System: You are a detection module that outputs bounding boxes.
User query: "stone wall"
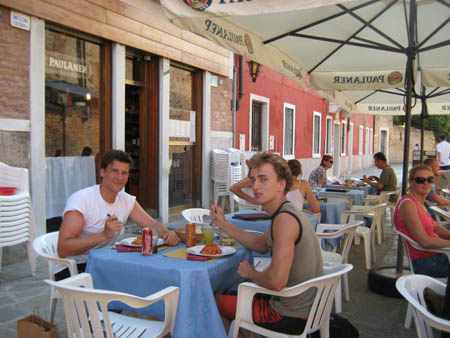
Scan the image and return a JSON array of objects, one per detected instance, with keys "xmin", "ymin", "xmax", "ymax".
[{"xmin": 374, "ymin": 115, "xmax": 436, "ymax": 164}]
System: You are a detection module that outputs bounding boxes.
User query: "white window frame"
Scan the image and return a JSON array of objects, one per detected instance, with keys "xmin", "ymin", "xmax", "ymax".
[
  {"xmin": 341, "ymin": 120, "xmax": 347, "ymax": 156},
  {"xmin": 249, "ymin": 94, "xmax": 270, "ymax": 152},
  {"xmin": 365, "ymin": 127, "xmax": 370, "ymax": 155},
  {"xmin": 359, "ymin": 125, "xmax": 364, "ymax": 154},
  {"xmin": 325, "ymin": 116, "xmax": 333, "ymax": 155},
  {"xmin": 369, "ymin": 128, "xmax": 374, "ymax": 154},
  {"xmin": 282, "ymin": 103, "xmax": 296, "ymax": 160},
  {"xmin": 312, "ymin": 111, "xmax": 322, "ymax": 158}
]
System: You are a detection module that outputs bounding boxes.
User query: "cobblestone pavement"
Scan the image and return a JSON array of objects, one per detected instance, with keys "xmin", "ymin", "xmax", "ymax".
[{"xmin": 1, "ymin": 164, "xmax": 416, "ymax": 338}]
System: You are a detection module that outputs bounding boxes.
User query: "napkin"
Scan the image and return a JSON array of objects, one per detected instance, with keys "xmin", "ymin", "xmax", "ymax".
[
  {"xmin": 114, "ymin": 244, "xmax": 141, "ymax": 253},
  {"xmin": 187, "ymin": 253, "xmax": 211, "ymax": 261}
]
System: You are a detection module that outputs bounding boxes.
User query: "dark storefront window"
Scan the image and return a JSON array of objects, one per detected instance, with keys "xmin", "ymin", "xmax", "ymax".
[{"xmin": 45, "ymin": 28, "xmax": 103, "ymax": 158}]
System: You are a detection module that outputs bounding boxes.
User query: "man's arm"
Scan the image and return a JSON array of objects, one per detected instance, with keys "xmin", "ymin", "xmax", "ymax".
[
  {"xmin": 230, "ymin": 177, "xmax": 259, "ymax": 204},
  {"xmin": 429, "ymin": 193, "xmax": 450, "ymax": 207},
  {"xmin": 57, "ymin": 211, "xmax": 121, "ymax": 258},
  {"xmin": 210, "ymin": 203, "xmax": 268, "ymax": 254},
  {"xmin": 235, "ymin": 212, "xmax": 298, "ymax": 291},
  {"xmin": 362, "ymin": 175, "xmax": 383, "ymax": 191},
  {"xmin": 129, "ymin": 202, "xmax": 179, "ymax": 245}
]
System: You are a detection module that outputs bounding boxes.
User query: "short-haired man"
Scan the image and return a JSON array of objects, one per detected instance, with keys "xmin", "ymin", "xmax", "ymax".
[
  {"xmin": 423, "ymin": 159, "xmax": 450, "ymax": 212},
  {"xmin": 210, "ymin": 152, "xmax": 323, "ymax": 335},
  {"xmin": 437, "ymin": 134, "xmax": 450, "ymax": 170},
  {"xmin": 57, "ymin": 149, "xmax": 179, "ymax": 280},
  {"xmin": 362, "ymin": 152, "xmax": 398, "ymax": 193}
]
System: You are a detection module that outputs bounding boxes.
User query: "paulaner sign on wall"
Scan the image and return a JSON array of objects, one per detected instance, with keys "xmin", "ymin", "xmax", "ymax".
[{"xmin": 45, "ymin": 52, "xmax": 90, "ymax": 77}]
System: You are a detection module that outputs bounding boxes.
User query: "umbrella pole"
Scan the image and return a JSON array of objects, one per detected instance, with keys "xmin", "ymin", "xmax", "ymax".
[{"xmin": 396, "ymin": 0, "xmax": 417, "ymax": 275}]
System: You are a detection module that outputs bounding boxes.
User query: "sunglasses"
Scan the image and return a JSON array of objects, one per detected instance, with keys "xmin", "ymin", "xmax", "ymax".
[{"xmin": 413, "ymin": 176, "xmax": 434, "ymax": 184}]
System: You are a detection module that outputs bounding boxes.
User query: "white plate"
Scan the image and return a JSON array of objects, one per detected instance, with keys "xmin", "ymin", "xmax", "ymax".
[
  {"xmin": 120, "ymin": 237, "xmax": 164, "ymax": 247},
  {"xmin": 187, "ymin": 245, "xmax": 236, "ymax": 257}
]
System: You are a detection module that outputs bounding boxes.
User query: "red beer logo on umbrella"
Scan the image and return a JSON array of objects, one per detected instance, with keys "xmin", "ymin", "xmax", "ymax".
[
  {"xmin": 183, "ymin": 0, "xmax": 212, "ymax": 11},
  {"xmin": 388, "ymin": 71, "xmax": 403, "ymax": 85}
]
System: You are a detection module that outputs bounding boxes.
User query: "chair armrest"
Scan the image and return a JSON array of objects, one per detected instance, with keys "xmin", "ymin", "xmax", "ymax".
[
  {"xmin": 40, "ymin": 254, "xmax": 78, "ymax": 276},
  {"xmin": 316, "ymin": 221, "xmax": 363, "ymax": 233}
]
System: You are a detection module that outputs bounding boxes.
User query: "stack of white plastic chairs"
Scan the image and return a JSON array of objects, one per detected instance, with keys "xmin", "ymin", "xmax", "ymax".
[
  {"xmin": 0, "ymin": 161, "xmax": 36, "ymax": 275},
  {"xmin": 210, "ymin": 149, "xmax": 242, "ymax": 212}
]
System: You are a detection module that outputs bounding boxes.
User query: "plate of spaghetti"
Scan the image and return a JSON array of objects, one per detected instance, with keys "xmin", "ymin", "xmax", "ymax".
[{"xmin": 187, "ymin": 244, "xmax": 236, "ymax": 257}]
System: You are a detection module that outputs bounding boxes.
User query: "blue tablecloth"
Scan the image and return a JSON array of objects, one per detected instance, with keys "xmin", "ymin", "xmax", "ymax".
[
  {"xmin": 320, "ymin": 198, "xmax": 350, "ymax": 224},
  {"xmin": 225, "ymin": 209, "xmax": 319, "ymax": 233},
  {"xmin": 319, "ymin": 188, "xmax": 366, "ymax": 206},
  {"xmin": 86, "ymin": 245, "xmax": 252, "ymax": 338}
]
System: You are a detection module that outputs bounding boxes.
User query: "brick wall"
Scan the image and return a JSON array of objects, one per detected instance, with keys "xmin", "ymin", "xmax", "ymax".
[
  {"xmin": 0, "ymin": 6, "xmax": 30, "ymax": 119},
  {"xmin": 210, "ymin": 76, "xmax": 233, "ymax": 132}
]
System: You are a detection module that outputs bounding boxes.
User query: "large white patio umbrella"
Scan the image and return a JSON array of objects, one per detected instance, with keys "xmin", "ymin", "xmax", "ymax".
[{"xmin": 161, "ymin": 0, "xmax": 450, "ymax": 295}]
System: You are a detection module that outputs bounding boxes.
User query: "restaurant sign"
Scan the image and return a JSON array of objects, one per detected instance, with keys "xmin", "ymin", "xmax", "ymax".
[{"xmin": 45, "ymin": 52, "xmax": 90, "ymax": 77}]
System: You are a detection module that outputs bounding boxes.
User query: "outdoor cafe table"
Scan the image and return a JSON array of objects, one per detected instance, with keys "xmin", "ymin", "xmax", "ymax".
[
  {"xmin": 86, "ymin": 244, "xmax": 252, "ymax": 338},
  {"xmin": 319, "ymin": 188, "xmax": 366, "ymax": 206},
  {"xmin": 324, "ymin": 184, "xmax": 370, "ymax": 197},
  {"xmin": 225, "ymin": 209, "xmax": 341, "ymax": 248}
]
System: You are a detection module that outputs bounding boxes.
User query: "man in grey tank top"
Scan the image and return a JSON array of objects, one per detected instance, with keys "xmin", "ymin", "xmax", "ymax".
[{"xmin": 211, "ymin": 152, "xmax": 323, "ymax": 336}]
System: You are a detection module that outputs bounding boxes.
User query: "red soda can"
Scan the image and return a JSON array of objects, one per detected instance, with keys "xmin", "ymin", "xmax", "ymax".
[
  {"xmin": 142, "ymin": 227, "xmax": 153, "ymax": 255},
  {"xmin": 186, "ymin": 223, "xmax": 196, "ymax": 247}
]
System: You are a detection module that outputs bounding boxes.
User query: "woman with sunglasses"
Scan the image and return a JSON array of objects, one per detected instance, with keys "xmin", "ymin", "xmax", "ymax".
[
  {"xmin": 308, "ymin": 155, "xmax": 333, "ymax": 190},
  {"xmin": 394, "ymin": 164, "xmax": 450, "ymax": 277}
]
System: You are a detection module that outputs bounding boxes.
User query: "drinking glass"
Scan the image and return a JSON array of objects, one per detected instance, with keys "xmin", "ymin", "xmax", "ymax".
[
  {"xmin": 219, "ymin": 229, "xmax": 234, "ymax": 246},
  {"xmin": 202, "ymin": 223, "xmax": 215, "ymax": 245}
]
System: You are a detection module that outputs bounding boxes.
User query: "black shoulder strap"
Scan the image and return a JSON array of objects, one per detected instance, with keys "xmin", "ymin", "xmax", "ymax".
[{"xmin": 270, "ymin": 201, "xmax": 303, "ymax": 245}]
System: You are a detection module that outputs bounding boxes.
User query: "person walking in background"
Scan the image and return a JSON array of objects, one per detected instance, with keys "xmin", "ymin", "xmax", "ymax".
[
  {"xmin": 287, "ymin": 159, "xmax": 320, "ymax": 214},
  {"xmin": 362, "ymin": 152, "xmax": 397, "ymax": 193},
  {"xmin": 436, "ymin": 133, "xmax": 450, "ymax": 170},
  {"xmin": 308, "ymin": 155, "xmax": 333, "ymax": 190},
  {"xmin": 394, "ymin": 164, "xmax": 450, "ymax": 278}
]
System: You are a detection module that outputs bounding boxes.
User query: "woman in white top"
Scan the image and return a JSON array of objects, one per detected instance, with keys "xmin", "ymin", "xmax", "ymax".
[{"xmin": 287, "ymin": 159, "xmax": 320, "ymax": 213}]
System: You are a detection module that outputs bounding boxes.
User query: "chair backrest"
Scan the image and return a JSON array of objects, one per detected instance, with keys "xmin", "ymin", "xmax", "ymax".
[
  {"xmin": 396, "ymin": 275, "xmax": 450, "ymax": 338},
  {"xmin": 0, "ymin": 161, "xmax": 29, "ymax": 193},
  {"xmin": 46, "ymin": 273, "xmax": 180, "ymax": 338},
  {"xmin": 234, "ymin": 264, "xmax": 353, "ymax": 338},
  {"xmin": 232, "ymin": 194, "xmax": 262, "ymax": 211},
  {"xmin": 33, "ymin": 231, "xmax": 78, "ymax": 278},
  {"xmin": 395, "ymin": 230, "xmax": 415, "ymax": 273},
  {"xmin": 316, "ymin": 222, "xmax": 362, "ymax": 264},
  {"xmin": 181, "ymin": 208, "xmax": 210, "ymax": 224},
  {"xmin": 289, "ymin": 264, "xmax": 354, "ymax": 336}
]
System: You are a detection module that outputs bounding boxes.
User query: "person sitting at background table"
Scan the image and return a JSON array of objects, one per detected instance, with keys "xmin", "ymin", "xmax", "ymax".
[
  {"xmin": 308, "ymin": 155, "xmax": 333, "ymax": 190},
  {"xmin": 287, "ymin": 159, "xmax": 320, "ymax": 214},
  {"xmin": 57, "ymin": 149, "xmax": 179, "ymax": 281},
  {"xmin": 424, "ymin": 158, "xmax": 450, "ymax": 210},
  {"xmin": 362, "ymin": 152, "xmax": 397, "ymax": 193},
  {"xmin": 211, "ymin": 152, "xmax": 323, "ymax": 336},
  {"xmin": 230, "ymin": 176, "xmax": 258, "ymax": 205},
  {"xmin": 394, "ymin": 164, "xmax": 450, "ymax": 278}
]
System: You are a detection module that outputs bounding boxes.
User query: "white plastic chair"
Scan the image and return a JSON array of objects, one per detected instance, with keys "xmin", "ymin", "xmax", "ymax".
[
  {"xmin": 45, "ymin": 273, "xmax": 180, "ymax": 338},
  {"xmin": 430, "ymin": 205, "xmax": 450, "ymax": 229},
  {"xmin": 231, "ymin": 194, "xmax": 261, "ymax": 211},
  {"xmin": 33, "ymin": 231, "xmax": 78, "ymax": 323},
  {"xmin": 396, "ymin": 230, "xmax": 449, "ymax": 329},
  {"xmin": 340, "ymin": 203, "xmax": 386, "ymax": 269},
  {"xmin": 396, "ymin": 275, "xmax": 450, "ymax": 338},
  {"xmin": 0, "ymin": 161, "xmax": 36, "ymax": 275},
  {"xmin": 228, "ymin": 264, "xmax": 353, "ymax": 338},
  {"xmin": 181, "ymin": 208, "xmax": 211, "ymax": 224},
  {"xmin": 318, "ymin": 193, "xmax": 353, "ymax": 208},
  {"xmin": 316, "ymin": 222, "xmax": 362, "ymax": 313}
]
